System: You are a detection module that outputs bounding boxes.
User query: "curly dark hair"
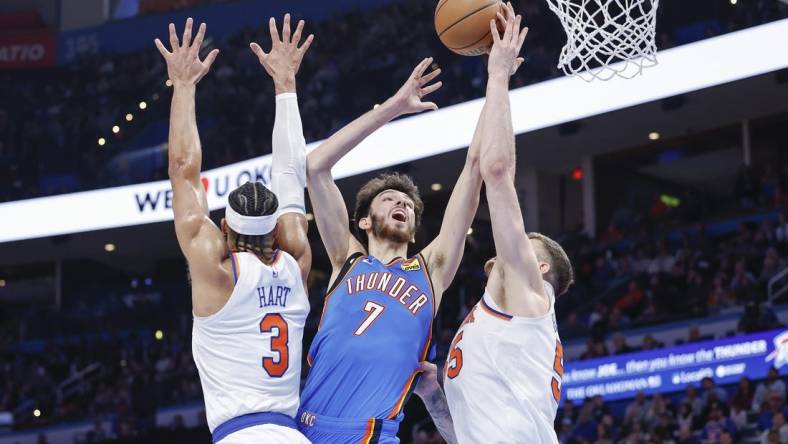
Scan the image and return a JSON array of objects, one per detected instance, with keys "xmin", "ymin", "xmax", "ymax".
[{"xmin": 352, "ymin": 172, "xmax": 424, "ymax": 246}]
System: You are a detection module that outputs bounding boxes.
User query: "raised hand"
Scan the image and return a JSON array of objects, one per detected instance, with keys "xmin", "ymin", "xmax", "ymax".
[
  {"xmin": 250, "ymin": 14, "xmax": 314, "ymax": 94},
  {"xmin": 155, "ymin": 18, "xmax": 219, "ymax": 88},
  {"xmin": 488, "ymin": 2, "xmax": 528, "ymax": 77},
  {"xmin": 388, "ymin": 57, "xmax": 442, "ymax": 117}
]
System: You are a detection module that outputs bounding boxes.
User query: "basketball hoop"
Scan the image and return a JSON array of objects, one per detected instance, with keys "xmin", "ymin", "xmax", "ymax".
[{"xmin": 545, "ymin": 0, "xmax": 660, "ymax": 81}]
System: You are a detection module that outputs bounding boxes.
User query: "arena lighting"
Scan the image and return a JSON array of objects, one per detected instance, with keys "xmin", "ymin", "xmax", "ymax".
[
  {"xmin": 431, "ymin": 183, "xmax": 443, "ymax": 191},
  {"xmin": 139, "ymin": 101, "xmax": 147, "ymax": 110},
  {"xmin": 660, "ymin": 194, "xmax": 681, "ymax": 207},
  {"xmin": 1, "ymin": 19, "xmax": 788, "ymax": 244},
  {"xmin": 648, "ymin": 131, "xmax": 660, "ymax": 140},
  {"xmin": 0, "ymin": 279, "xmax": 5, "ymax": 287},
  {"xmin": 104, "ymin": 243, "xmax": 116, "ymax": 252},
  {"xmin": 97, "ymin": 137, "xmax": 106, "ymax": 146},
  {"xmin": 126, "ymin": 113, "xmax": 133, "ymax": 122},
  {"xmin": 570, "ymin": 167, "xmax": 584, "ymax": 181},
  {"xmin": 33, "ymin": 409, "xmax": 41, "ymax": 418},
  {"xmin": 467, "ymin": 227, "xmax": 473, "ymax": 235},
  {"xmin": 305, "ymin": 213, "xmax": 314, "ymax": 221},
  {"xmin": 155, "ymin": 330, "xmax": 164, "ymax": 340},
  {"xmin": 166, "ymin": 79, "xmax": 173, "ymax": 87},
  {"xmin": 731, "ymin": 0, "xmax": 738, "ymax": 4},
  {"xmin": 112, "ymin": 125, "xmax": 120, "ymax": 134}
]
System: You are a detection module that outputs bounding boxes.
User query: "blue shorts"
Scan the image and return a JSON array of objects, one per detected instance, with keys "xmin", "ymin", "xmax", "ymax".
[{"xmin": 297, "ymin": 409, "xmax": 400, "ymax": 444}]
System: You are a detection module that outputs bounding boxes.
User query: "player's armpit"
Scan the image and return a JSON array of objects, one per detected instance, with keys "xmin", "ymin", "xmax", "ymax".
[{"xmin": 421, "ymin": 149, "xmax": 482, "ymax": 308}]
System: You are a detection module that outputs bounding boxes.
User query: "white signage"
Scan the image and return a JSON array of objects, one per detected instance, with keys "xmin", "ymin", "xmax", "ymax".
[{"xmin": 2, "ymin": 18, "xmax": 788, "ymax": 243}]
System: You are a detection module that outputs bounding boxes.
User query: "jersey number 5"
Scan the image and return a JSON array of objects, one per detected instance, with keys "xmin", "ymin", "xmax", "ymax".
[
  {"xmin": 260, "ymin": 313, "xmax": 289, "ymax": 378},
  {"xmin": 551, "ymin": 341, "xmax": 564, "ymax": 402}
]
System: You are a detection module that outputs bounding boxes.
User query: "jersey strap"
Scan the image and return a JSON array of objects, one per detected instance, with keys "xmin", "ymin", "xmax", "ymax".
[{"xmin": 212, "ymin": 412, "xmax": 297, "ymax": 443}]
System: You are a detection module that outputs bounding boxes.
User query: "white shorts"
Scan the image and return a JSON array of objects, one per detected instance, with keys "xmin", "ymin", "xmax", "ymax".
[{"xmin": 218, "ymin": 423, "xmax": 311, "ymax": 444}]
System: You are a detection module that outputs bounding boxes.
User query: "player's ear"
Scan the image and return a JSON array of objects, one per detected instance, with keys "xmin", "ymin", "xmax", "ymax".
[
  {"xmin": 358, "ymin": 215, "xmax": 371, "ymax": 231},
  {"xmin": 539, "ymin": 261, "xmax": 551, "ymax": 275},
  {"xmin": 220, "ymin": 218, "xmax": 228, "ymax": 235}
]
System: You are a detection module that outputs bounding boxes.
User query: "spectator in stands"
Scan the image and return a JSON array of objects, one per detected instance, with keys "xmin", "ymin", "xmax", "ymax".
[
  {"xmin": 775, "ymin": 213, "xmax": 788, "ymax": 251},
  {"xmin": 740, "ymin": 302, "xmax": 783, "ymax": 334},
  {"xmin": 676, "ymin": 424, "xmax": 700, "ymax": 444},
  {"xmin": 644, "ymin": 393, "xmax": 671, "ymax": 429},
  {"xmin": 730, "ymin": 259, "xmax": 757, "ymax": 300},
  {"xmin": 677, "ymin": 401, "xmax": 697, "ymax": 432},
  {"xmin": 615, "ymin": 280, "xmax": 645, "ymax": 317},
  {"xmin": 559, "ymin": 311, "xmax": 588, "ymax": 339},
  {"xmin": 642, "ymin": 334, "xmax": 664, "ymax": 351},
  {"xmin": 707, "ymin": 275, "xmax": 735, "ymax": 313},
  {"xmin": 580, "ymin": 338, "xmax": 610, "ymax": 360},
  {"xmin": 758, "ymin": 393, "xmax": 788, "ymax": 432},
  {"xmin": 754, "ymin": 368, "xmax": 788, "ymax": 413},
  {"xmin": 701, "ymin": 377, "xmax": 729, "ymax": 407},
  {"xmin": 701, "ymin": 402, "xmax": 737, "ymax": 443},
  {"xmin": 569, "ymin": 401, "xmax": 599, "ymax": 442},
  {"xmin": 760, "ymin": 412, "xmax": 788, "ymax": 444},
  {"xmin": 607, "ymin": 307, "xmax": 632, "ymax": 331},
  {"xmin": 624, "ymin": 391, "xmax": 650, "ymax": 426},
  {"xmin": 687, "ymin": 325, "xmax": 702, "ymax": 343},
  {"xmin": 731, "ymin": 377, "xmax": 755, "ymax": 428},
  {"xmin": 611, "ymin": 333, "xmax": 635, "ymax": 355}
]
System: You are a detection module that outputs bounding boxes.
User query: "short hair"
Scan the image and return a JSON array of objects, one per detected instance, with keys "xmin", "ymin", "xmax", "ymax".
[
  {"xmin": 528, "ymin": 232, "xmax": 574, "ymax": 296},
  {"xmin": 227, "ymin": 182, "xmax": 278, "ymax": 255},
  {"xmin": 353, "ymin": 172, "xmax": 424, "ymax": 246}
]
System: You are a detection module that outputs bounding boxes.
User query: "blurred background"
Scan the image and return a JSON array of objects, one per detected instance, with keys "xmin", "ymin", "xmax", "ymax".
[{"xmin": 1, "ymin": 0, "xmax": 788, "ymax": 443}]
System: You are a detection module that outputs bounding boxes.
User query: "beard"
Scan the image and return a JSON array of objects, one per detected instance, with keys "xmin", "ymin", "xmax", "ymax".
[{"xmin": 370, "ymin": 213, "xmax": 412, "ymax": 244}]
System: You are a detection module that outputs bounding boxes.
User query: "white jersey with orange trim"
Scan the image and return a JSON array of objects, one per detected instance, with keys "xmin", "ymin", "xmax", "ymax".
[
  {"xmin": 192, "ymin": 250, "xmax": 310, "ymax": 439},
  {"xmin": 444, "ymin": 282, "xmax": 562, "ymax": 444}
]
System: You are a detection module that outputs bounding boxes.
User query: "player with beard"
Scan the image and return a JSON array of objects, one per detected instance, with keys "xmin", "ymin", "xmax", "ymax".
[{"xmin": 296, "ymin": 55, "xmax": 497, "ymax": 443}]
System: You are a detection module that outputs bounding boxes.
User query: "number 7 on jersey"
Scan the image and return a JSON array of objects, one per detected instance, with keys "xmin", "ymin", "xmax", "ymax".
[{"xmin": 354, "ymin": 300, "xmax": 385, "ymax": 336}]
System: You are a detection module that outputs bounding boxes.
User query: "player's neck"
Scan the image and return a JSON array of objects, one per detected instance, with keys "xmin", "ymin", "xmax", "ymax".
[{"xmin": 368, "ymin": 238, "xmax": 409, "ymax": 264}]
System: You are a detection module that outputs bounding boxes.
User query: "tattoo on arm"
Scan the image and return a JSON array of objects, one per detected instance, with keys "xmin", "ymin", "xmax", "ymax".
[{"xmin": 421, "ymin": 388, "xmax": 458, "ymax": 444}]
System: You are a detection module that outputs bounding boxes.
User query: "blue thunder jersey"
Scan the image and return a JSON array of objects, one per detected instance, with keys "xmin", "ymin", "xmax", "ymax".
[{"xmin": 300, "ymin": 253, "xmax": 435, "ymax": 423}]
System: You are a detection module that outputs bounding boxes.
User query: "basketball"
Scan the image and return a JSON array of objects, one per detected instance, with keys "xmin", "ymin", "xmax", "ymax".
[{"xmin": 435, "ymin": 0, "xmax": 502, "ymax": 56}]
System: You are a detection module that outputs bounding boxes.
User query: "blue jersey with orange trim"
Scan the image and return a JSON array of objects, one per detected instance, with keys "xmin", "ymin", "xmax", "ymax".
[{"xmin": 300, "ymin": 253, "xmax": 434, "ymax": 423}]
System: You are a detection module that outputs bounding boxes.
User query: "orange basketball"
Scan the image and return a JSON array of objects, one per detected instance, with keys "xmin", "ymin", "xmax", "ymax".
[{"xmin": 435, "ymin": 0, "xmax": 502, "ymax": 56}]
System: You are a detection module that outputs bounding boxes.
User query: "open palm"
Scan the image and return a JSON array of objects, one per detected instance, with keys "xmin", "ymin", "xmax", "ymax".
[
  {"xmin": 155, "ymin": 18, "xmax": 219, "ymax": 87},
  {"xmin": 390, "ymin": 57, "xmax": 443, "ymax": 116}
]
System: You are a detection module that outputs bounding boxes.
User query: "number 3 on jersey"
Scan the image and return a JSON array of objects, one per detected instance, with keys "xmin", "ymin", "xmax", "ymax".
[{"xmin": 260, "ymin": 313, "xmax": 289, "ymax": 378}]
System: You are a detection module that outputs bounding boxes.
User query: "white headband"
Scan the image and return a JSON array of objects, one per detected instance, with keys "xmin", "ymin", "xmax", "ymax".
[{"xmin": 225, "ymin": 204, "xmax": 277, "ymax": 236}]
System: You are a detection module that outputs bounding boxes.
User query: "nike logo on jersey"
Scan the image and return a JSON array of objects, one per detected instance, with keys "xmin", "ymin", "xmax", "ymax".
[
  {"xmin": 257, "ymin": 285, "xmax": 291, "ymax": 308},
  {"xmin": 344, "ymin": 272, "xmax": 430, "ymax": 315}
]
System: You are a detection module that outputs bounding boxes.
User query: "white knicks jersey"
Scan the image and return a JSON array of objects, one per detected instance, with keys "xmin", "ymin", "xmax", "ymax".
[
  {"xmin": 444, "ymin": 282, "xmax": 562, "ymax": 444},
  {"xmin": 192, "ymin": 251, "xmax": 309, "ymax": 432}
]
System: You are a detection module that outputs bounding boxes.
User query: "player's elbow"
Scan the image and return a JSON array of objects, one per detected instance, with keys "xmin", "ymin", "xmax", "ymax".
[
  {"xmin": 306, "ymin": 152, "xmax": 329, "ymax": 178},
  {"xmin": 168, "ymin": 157, "xmax": 199, "ymax": 180},
  {"xmin": 480, "ymin": 157, "xmax": 512, "ymax": 184}
]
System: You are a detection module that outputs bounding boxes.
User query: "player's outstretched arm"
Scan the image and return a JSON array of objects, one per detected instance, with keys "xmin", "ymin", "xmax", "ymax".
[
  {"xmin": 420, "ymin": 94, "xmax": 486, "ymax": 310},
  {"xmin": 306, "ymin": 58, "xmax": 442, "ymax": 276},
  {"xmin": 480, "ymin": 5, "xmax": 548, "ymax": 316},
  {"xmin": 155, "ymin": 19, "xmax": 228, "ymax": 314},
  {"xmin": 414, "ymin": 362, "xmax": 458, "ymax": 444},
  {"xmin": 251, "ymin": 14, "xmax": 314, "ymax": 282}
]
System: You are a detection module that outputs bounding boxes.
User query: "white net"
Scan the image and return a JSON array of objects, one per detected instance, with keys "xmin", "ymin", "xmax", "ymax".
[{"xmin": 545, "ymin": 0, "xmax": 660, "ymax": 81}]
